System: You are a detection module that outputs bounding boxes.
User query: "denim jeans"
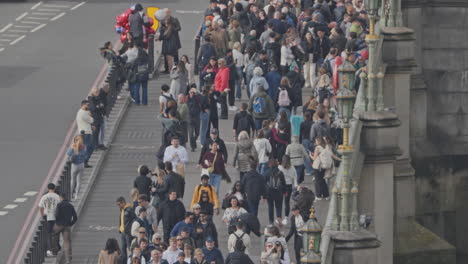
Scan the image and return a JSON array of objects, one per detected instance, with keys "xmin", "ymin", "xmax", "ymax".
[
  {"xmin": 254, "ymin": 118, "xmax": 266, "ymax": 130},
  {"xmin": 294, "ymin": 165, "xmax": 305, "ymax": 184},
  {"xmin": 257, "ymin": 162, "xmax": 268, "ymax": 177},
  {"xmin": 248, "ymin": 199, "xmax": 260, "ymax": 217},
  {"xmin": 209, "ymin": 173, "xmax": 222, "ymax": 197},
  {"xmin": 83, "ymin": 133, "xmax": 94, "ymax": 163},
  {"xmin": 133, "ymin": 79, "xmax": 148, "ymax": 105},
  {"xmin": 200, "ymin": 111, "xmax": 210, "ymax": 147},
  {"xmin": 278, "ymin": 107, "xmax": 291, "ymax": 119},
  {"xmin": 98, "ymin": 119, "xmax": 106, "ymax": 146},
  {"xmin": 71, "ymin": 163, "xmax": 84, "ymax": 199}
]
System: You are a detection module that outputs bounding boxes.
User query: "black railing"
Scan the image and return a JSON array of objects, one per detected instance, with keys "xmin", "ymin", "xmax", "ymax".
[
  {"xmin": 23, "ymin": 63, "xmax": 124, "ymax": 264},
  {"xmin": 148, "ymin": 34, "xmax": 155, "ymax": 74}
]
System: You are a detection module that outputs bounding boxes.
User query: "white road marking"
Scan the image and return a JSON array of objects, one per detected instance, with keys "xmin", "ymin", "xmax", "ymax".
[
  {"xmin": 24, "ymin": 191, "xmax": 38, "ymax": 196},
  {"xmin": 0, "ymin": 39, "xmax": 11, "ymax": 42},
  {"xmin": 16, "ymin": 12, "xmax": 29, "ymax": 21},
  {"xmin": 28, "ymin": 17, "xmax": 49, "ymax": 20},
  {"xmin": 0, "ymin": 211, "xmax": 8, "ymax": 216},
  {"xmin": 2, "ymin": 34, "xmax": 20, "ymax": 37},
  {"xmin": 43, "ymin": 4, "xmax": 70, "ymax": 8},
  {"xmin": 8, "ymin": 29, "xmax": 27, "ymax": 33},
  {"xmin": 14, "ymin": 198, "xmax": 27, "ymax": 203},
  {"xmin": 50, "ymin": 12, "xmax": 66, "ymax": 21},
  {"xmin": 10, "ymin": 35, "xmax": 25, "ymax": 45},
  {"xmin": 0, "ymin": 23, "xmax": 13, "ymax": 33},
  {"xmin": 0, "ymin": 47, "xmax": 4, "ymax": 52},
  {"xmin": 37, "ymin": 8, "xmax": 60, "ymax": 12},
  {"xmin": 4, "ymin": 204, "xmax": 18, "ymax": 209},
  {"xmin": 30, "ymin": 23, "xmax": 46, "ymax": 32},
  {"xmin": 31, "ymin": 2, "xmax": 43, "ymax": 10},
  {"xmin": 175, "ymin": 10, "xmax": 204, "ymax": 14},
  {"xmin": 71, "ymin": 2, "xmax": 86, "ymax": 10},
  {"xmin": 21, "ymin": 21, "xmax": 41, "ymax": 24},
  {"xmin": 31, "ymin": 12, "xmax": 56, "ymax": 16},
  {"xmin": 14, "ymin": 25, "xmax": 34, "ymax": 29}
]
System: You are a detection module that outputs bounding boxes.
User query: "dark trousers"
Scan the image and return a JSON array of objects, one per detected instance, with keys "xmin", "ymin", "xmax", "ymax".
[
  {"xmin": 93, "ymin": 121, "xmax": 103, "ymax": 147},
  {"xmin": 163, "ymin": 224, "xmax": 175, "ymax": 244},
  {"xmin": 47, "ymin": 220, "xmax": 58, "ymax": 253},
  {"xmin": 239, "ymin": 171, "xmax": 247, "ymax": 182},
  {"xmin": 294, "ymin": 165, "xmax": 305, "ymax": 184},
  {"xmin": 189, "ymin": 116, "xmax": 200, "ymax": 150},
  {"xmin": 254, "ymin": 118, "xmax": 266, "ymax": 130},
  {"xmin": 267, "ymin": 195, "xmax": 283, "ymax": 223},
  {"xmin": 228, "ymin": 79, "xmax": 236, "ymax": 106},
  {"xmin": 293, "ymin": 235, "xmax": 303, "ymax": 263},
  {"xmin": 314, "ymin": 169, "xmax": 329, "ymax": 198},
  {"xmin": 180, "ymin": 120, "xmax": 188, "ymax": 147},
  {"xmin": 120, "ymin": 232, "xmax": 132, "ymax": 262},
  {"xmin": 220, "ymin": 92, "xmax": 228, "ymax": 119},
  {"xmin": 207, "ymin": 114, "xmax": 219, "ymax": 139},
  {"xmin": 247, "ymin": 199, "xmax": 260, "ymax": 217},
  {"xmin": 284, "ymin": 184, "xmax": 293, "ymax": 217},
  {"xmin": 83, "ymin": 133, "xmax": 94, "ymax": 163}
]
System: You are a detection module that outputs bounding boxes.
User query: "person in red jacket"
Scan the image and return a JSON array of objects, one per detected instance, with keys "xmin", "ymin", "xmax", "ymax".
[{"xmin": 214, "ymin": 58, "xmax": 230, "ymax": 119}]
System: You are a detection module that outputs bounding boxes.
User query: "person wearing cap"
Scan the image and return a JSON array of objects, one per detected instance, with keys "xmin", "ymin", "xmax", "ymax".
[
  {"xmin": 198, "ymin": 128, "xmax": 228, "ymax": 167},
  {"xmin": 194, "ymin": 210, "xmax": 218, "ymax": 248},
  {"xmin": 76, "ymin": 99, "xmax": 94, "ymax": 168},
  {"xmin": 191, "ymin": 175, "xmax": 220, "ymax": 214},
  {"xmin": 202, "ymin": 237, "xmax": 224, "ymax": 264}
]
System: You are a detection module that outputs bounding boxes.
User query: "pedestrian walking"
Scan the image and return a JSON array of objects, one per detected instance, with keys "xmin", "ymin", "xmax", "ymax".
[
  {"xmin": 240, "ymin": 159, "xmax": 267, "ymax": 217},
  {"xmin": 214, "ymin": 58, "xmax": 230, "ymax": 119},
  {"xmin": 67, "ymin": 136, "xmax": 86, "ymax": 201},
  {"xmin": 98, "ymin": 238, "xmax": 121, "ymax": 264},
  {"xmin": 163, "ymin": 137, "xmax": 188, "ymax": 175},
  {"xmin": 157, "ymin": 191, "xmax": 186, "ymax": 242},
  {"xmin": 201, "ymin": 141, "xmax": 226, "ymax": 196},
  {"xmin": 285, "ymin": 136, "xmax": 308, "ymax": 184},
  {"xmin": 38, "ymin": 183, "xmax": 60, "ymax": 257},
  {"xmin": 264, "ymin": 159, "xmax": 287, "ymax": 225},
  {"xmin": 247, "ymin": 85, "xmax": 276, "ymax": 130},
  {"xmin": 116, "ymin": 196, "xmax": 136, "ymax": 261},
  {"xmin": 52, "ymin": 192, "xmax": 77, "ymax": 264},
  {"xmin": 190, "ymin": 174, "xmax": 220, "ymax": 215},
  {"xmin": 134, "ymin": 165, "xmax": 152, "ymax": 198},
  {"xmin": 278, "ymin": 155, "xmax": 298, "ymax": 225},
  {"xmin": 186, "ymin": 87, "xmax": 203, "ymax": 152},
  {"xmin": 233, "ymin": 131, "xmax": 258, "ymax": 181}
]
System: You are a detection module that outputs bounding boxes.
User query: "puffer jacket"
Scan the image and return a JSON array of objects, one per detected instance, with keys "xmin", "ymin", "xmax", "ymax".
[
  {"xmin": 214, "ymin": 67, "xmax": 230, "ymax": 92},
  {"xmin": 233, "ymin": 139, "xmax": 258, "ymax": 172}
]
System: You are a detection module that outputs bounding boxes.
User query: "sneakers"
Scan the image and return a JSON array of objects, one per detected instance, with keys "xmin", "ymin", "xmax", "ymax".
[
  {"xmin": 229, "ymin": 105, "xmax": 238, "ymax": 111},
  {"xmin": 316, "ymin": 197, "xmax": 322, "ymax": 201},
  {"xmin": 325, "ymin": 197, "xmax": 330, "ymax": 200},
  {"xmin": 274, "ymin": 218, "xmax": 280, "ymax": 225},
  {"xmin": 46, "ymin": 250, "xmax": 55, "ymax": 257},
  {"xmin": 281, "ymin": 217, "xmax": 288, "ymax": 226}
]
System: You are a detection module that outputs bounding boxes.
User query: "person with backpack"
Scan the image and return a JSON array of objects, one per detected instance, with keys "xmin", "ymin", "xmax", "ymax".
[
  {"xmin": 132, "ymin": 47, "xmax": 150, "ymax": 105},
  {"xmin": 309, "ymin": 110, "xmax": 331, "ymax": 147},
  {"xmin": 248, "ymin": 85, "xmax": 276, "ymax": 130},
  {"xmin": 198, "ymin": 36, "xmax": 216, "ymax": 87},
  {"xmin": 190, "ymin": 175, "xmax": 220, "ymax": 215},
  {"xmin": 265, "ymin": 64, "xmax": 282, "ymax": 102},
  {"xmin": 159, "ymin": 84, "xmax": 177, "ymax": 115},
  {"xmin": 264, "ymin": 159, "xmax": 287, "ymax": 225},
  {"xmin": 249, "ymin": 67, "xmax": 269, "ymax": 97},
  {"xmin": 227, "ymin": 221, "xmax": 251, "ymax": 255},
  {"xmin": 225, "ymin": 239, "xmax": 254, "ymax": 264},
  {"xmin": 277, "ymin": 85, "xmax": 292, "ymax": 115},
  {"xmin": 232, "ymin": 103, "xmax": 256, "ymax": 139},
  {"xmin": 310, "ymin": 136, "xmax": 332, "ymax": 200}
]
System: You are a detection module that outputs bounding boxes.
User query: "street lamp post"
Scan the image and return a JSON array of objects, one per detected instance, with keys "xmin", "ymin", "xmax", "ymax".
[{"xmin": 300, "ymin": 208, "xmax": 322, "ymax": 263}]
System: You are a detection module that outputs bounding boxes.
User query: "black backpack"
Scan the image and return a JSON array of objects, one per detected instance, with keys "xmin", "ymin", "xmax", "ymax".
[
  {"xmin": 236, "ymin": 113, "xmax": 251, "ymax": 135},
  {"xmin": 165, "ymin": 121, "xmax": 186, "ymax": 145},
  {"xmin": 316, "ymin": 122, "xmax": 330, "ymax": 140},
  {"xmin": 233, "ymin": 232, "xmax": 246, "ymax": 252},
  {"xmin": 162, "ymin": 94, "xmax": 177, "ymax": 108}
]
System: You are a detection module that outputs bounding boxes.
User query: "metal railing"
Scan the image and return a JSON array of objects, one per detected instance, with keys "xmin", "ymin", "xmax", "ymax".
[
  {"xmin": 23, "ymin": 62, "xmax": 124, "ymax": 264},
  {"xmin": 193, "ymin": 21, "xmax": 203, "ymax": 75}
]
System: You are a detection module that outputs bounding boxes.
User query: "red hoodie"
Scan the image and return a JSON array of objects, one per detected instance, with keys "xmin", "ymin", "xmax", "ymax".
[{"xmin": 214, "ymin": 66, "xmax": 230, "ymax": 92}]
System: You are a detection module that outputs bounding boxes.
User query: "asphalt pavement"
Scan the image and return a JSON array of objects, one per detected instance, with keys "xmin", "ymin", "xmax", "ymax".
[{"xmin": 0, "ymin": 1, "xmax": 194, "ymax": 262}]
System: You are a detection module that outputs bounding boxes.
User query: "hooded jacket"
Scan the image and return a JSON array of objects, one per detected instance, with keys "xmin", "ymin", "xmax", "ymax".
[
  {"xmin": 248, "ymin": 90, "xmax": 275, "ymax": 120},
  {"xmin": 233, "ymin": 139, "xmax": 259, "ymax": 172}
]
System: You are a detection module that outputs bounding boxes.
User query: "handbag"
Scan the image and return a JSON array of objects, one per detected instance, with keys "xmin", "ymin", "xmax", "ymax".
[
  {"xmin": 312, "ymin": 156, "xmax": 322, "ymax": 170},
  {"xmin": 207, "ymin": 152, "xmax": 218, "ymax": 174},
  {"xmin": 176, "ymin": 163, "xmax": 185, "ymax": 178}
]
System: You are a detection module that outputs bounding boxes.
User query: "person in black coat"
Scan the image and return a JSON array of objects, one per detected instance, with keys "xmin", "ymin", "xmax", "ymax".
[
  {"xmin": 198, "ymin": 128, "xmax": 228, "ymax": 165},
  {"xmin": 157, "ymin": 191, "xmax": 186, "ymax": 243},
  {"xmin": 285, "ymin": 206, "xmax": 304, "ymax": 263},
  {"xmin": 264, "ymin": 159, "xmax": 287, "ymax": 225},
  {"xmin": 88, "ymin": 85, "xmax": 108, "ymax": 150},
  {"xmin": 286, "ymin": 64, "xmax": 305, "ymax": 115},
  {"xmin": 292, "ymin": 186, "xmax": 315, "ymax": 221},
  {"xmin": 314, "ymin": 29, "xmax": 331, "ymax": 66},
  {"xmin": 240, "ymin": 159, "xmax": 267, "ymax": 217},
  {"xmin": 157, "ymin": 162, "xmax": 185, "ymax": 200},
  {"xmin": 194, "ymin": 210, "xmax": 219, "ymax": 248},
  {"xmin": 134, "ymin": 165, "xmax": 152, "ymax": 198}
]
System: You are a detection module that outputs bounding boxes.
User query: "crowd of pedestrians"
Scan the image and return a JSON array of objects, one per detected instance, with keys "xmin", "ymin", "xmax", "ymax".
[{"xmin": 39, "ymin": 0, "xmax": 372, "ymax": 263}]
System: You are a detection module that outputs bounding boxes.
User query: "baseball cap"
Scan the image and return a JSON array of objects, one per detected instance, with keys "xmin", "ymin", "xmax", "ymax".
[
  {"xmin": 206, "ymin": 237, "xmax": 215, "ymax": 242},
  {"xmin": 210, "ymin": 128, "xmax": 218, "ymax": 134}
]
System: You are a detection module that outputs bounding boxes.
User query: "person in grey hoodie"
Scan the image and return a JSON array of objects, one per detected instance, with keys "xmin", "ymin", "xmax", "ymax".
[
  {"xmin": 248, "ymin": 85, "xmax": 276, "ymax": 130},
  {"xmin": 233, "ymin": 131, "xmax": 259, "ymax": 181},
  {"xmin": 285, "ymin": 136, "xmax": 308, "ymax": 184},
  {"xmin": 249, "ymin": 67, "xmax": 269, "ymax": 97}
]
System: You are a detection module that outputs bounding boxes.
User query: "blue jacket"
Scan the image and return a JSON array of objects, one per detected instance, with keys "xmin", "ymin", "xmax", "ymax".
[
  {"xmin": 67, "ymin": 148, "xmax": 86, "ymax": 165},
  {"xmin": 170, "ymin": 220, "xmax": 194, "ymax": 237},
  {"xmin": 202, "ymin": 247, "xmax": 224, "ymax": 264}
]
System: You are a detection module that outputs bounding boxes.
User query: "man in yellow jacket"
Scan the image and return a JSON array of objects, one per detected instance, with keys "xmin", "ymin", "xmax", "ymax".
[{"xmin": 190, "ymin": 174, "xmax": 220, "ymax": 215}]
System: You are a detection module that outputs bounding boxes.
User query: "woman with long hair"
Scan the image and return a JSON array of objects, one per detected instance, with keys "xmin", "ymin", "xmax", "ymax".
[
  {"xmin": 301, "ymin": 32, "xmax": 317, "ymax": 89},
  {"xmin": 98, "ymin": 238, "xmax": 120, "ymax": 264},
  {"xmin": 254, "ymin": 130, "xmax": 272, "ymax": 176},
  {"xmin": 310, "ymin": 137, "xmax": 331, "ymax": 200},
  {"xmin": 233, "ymin": 131, "xmax": 258, "ymax": 181},
  {"xmin": 170, "ymin": 61, "xmax": 188, "ymax": 98},
  {"xmin": 278, "ymin": 155, "xmax": 297, "ymax": 225},
  {"xmin": 181, "ymin": 55, "xmax": 195, "ymax": 87},
  {"xmin": 201, "ymin": 142, "xmax": 225, "ymax": 196},
  {"xmin": 222, "ymin": 181, "xmax": 247, "ymax": 209},
  {"xmin": 232, "ymin": 42, "xmax": 244, "ymax": 100},
  {"xmin": 159, "ymin": 17, "xmax": 182, "ymax": 73},
  {"xmin": 67, "ymin": 135, "xmax": 86, "ymax": 200},
  {"xmin": 198, "ymin": 191, "xmax": 215, "ymax": 216}
]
